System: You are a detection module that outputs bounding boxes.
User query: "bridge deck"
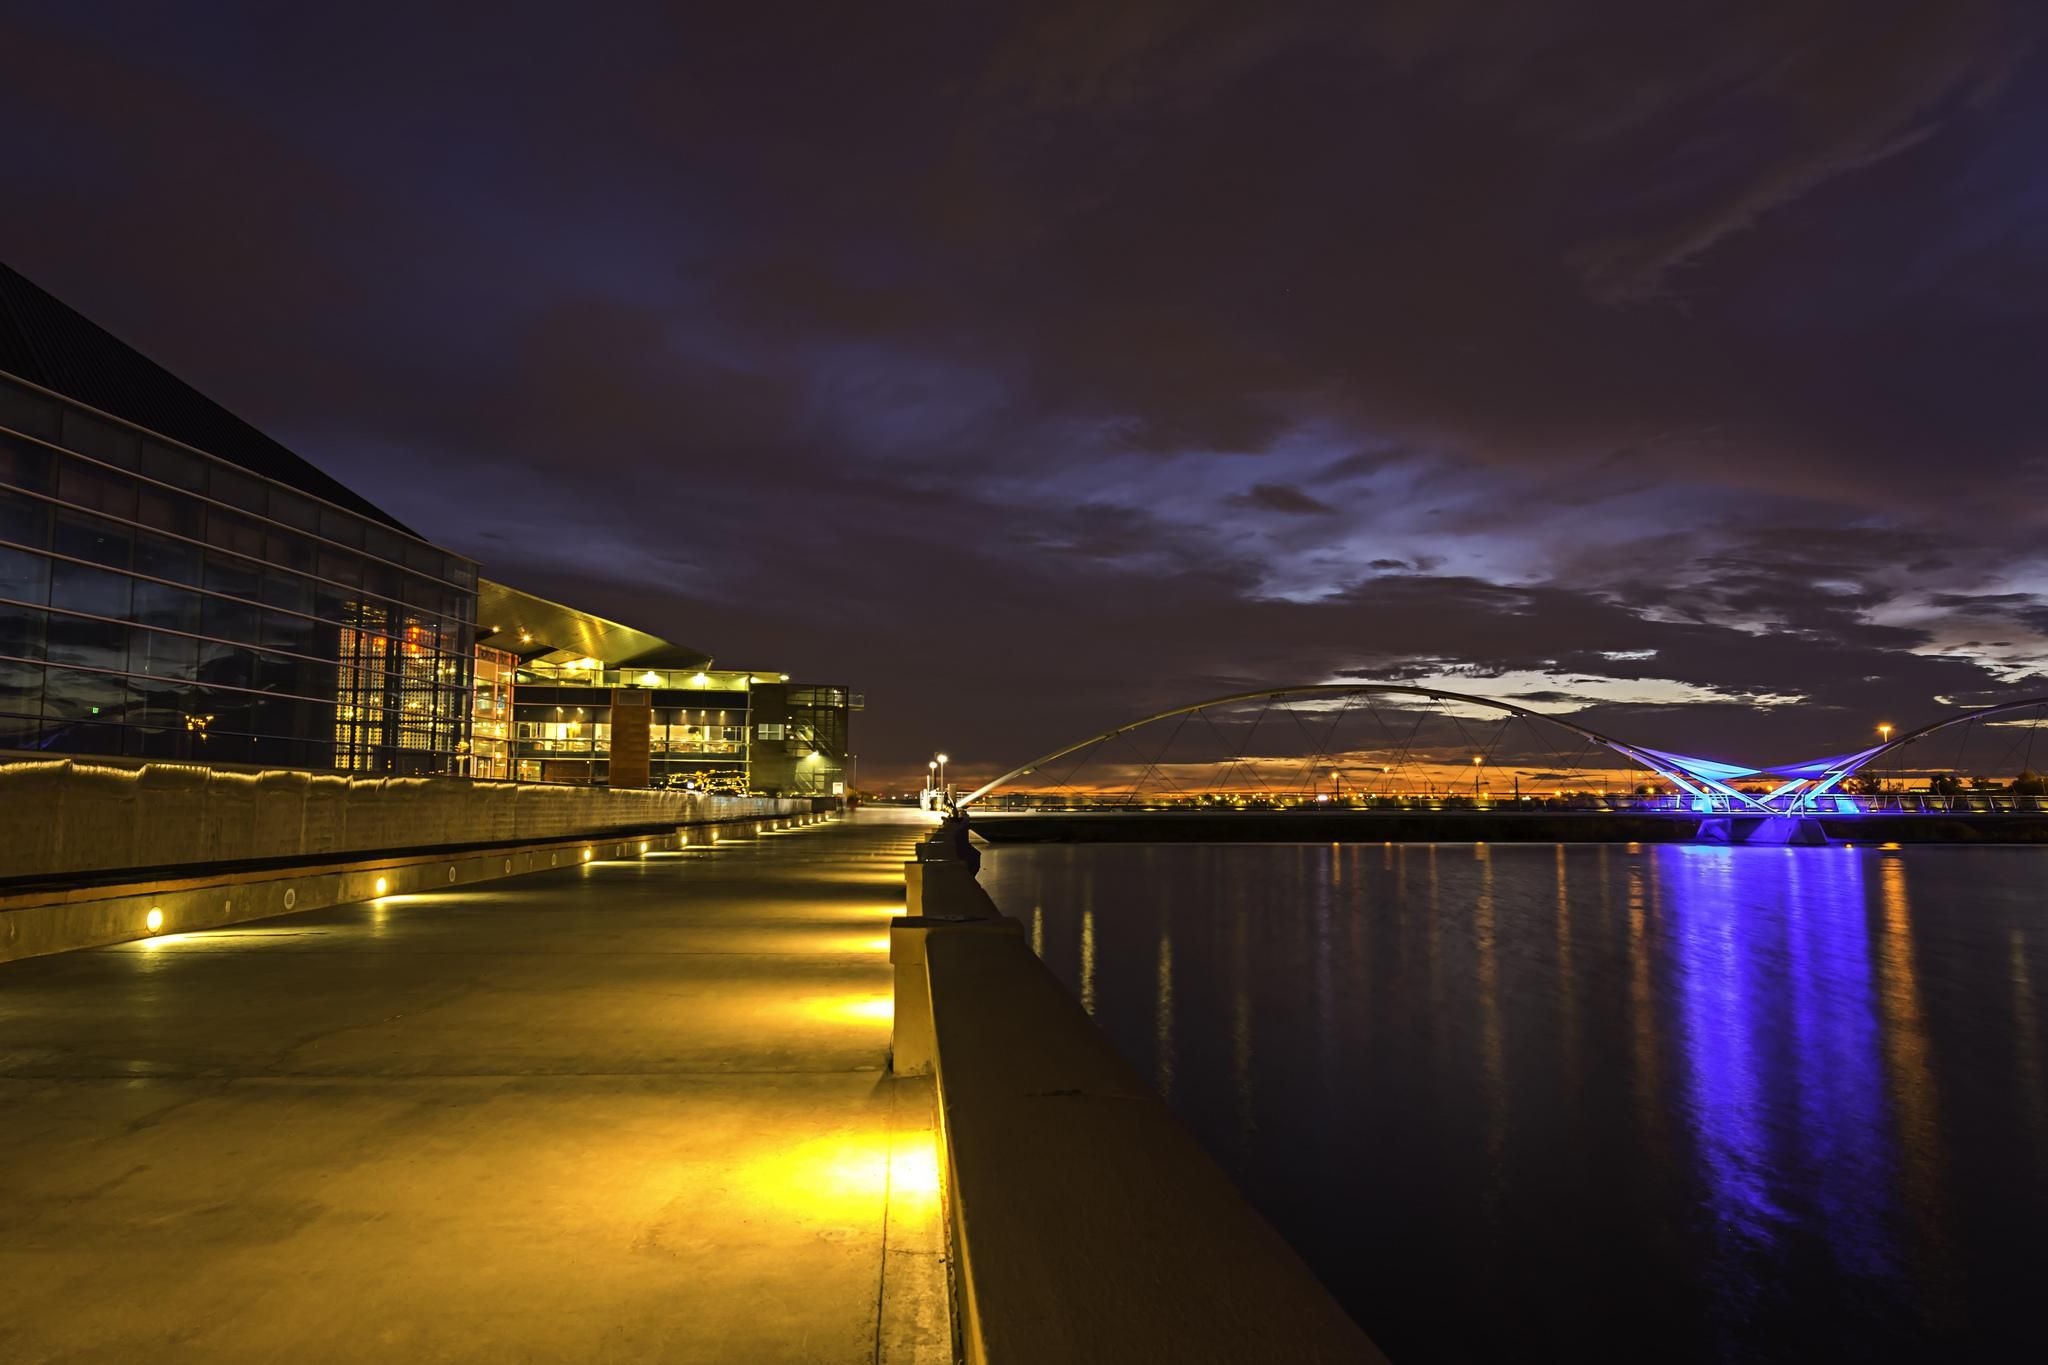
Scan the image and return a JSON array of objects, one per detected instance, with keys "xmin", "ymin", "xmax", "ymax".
[{"xmin": 0, "ymin": 810, "xmax": 944, "ymax": 1364}]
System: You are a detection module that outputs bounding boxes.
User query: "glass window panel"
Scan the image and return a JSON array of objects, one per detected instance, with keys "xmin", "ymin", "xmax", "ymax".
[
  {"xmin": 197, "ymin": 731, "xmax": 254, "ymax": 764},
  {"xmin": 123, "ymin": 722, "xmax": 193, "ymax": 760},
  {"xmin": 200, "ymin": 595, "xmax": 261, "ymax": 645},
  {"xmin": 202, "ymin": 552, "xmax": 262, "ymax": 600},
  {"xmin": 0, "ymin": 382, "xmax": 61, "ymax": 441},
  {"xmin": 265, "ymin": 531, "xmax": 317, "ymax": 573},
  {"xmin": 0, "ymin": 544, "xmax": 51, "ymax": 604},
  {"xmin": 139, "ymin": 440, "xmax": 206, "ymax": 491},
  {"xmin": 0, "ymin": 658, "xmax": 43, "ymax": 716},
  {"xmin": 45, "ymin": 613, "xmax": 129, "ymax": 672},
  {"xmin": 135, "ymin": 483, "xmax": 206, "ymax": 538},
  {"xmin": 0, "ymin": 707, "xmax": 39, "ymax": 750},
  {"xmin": 261, "ymin": 570, "xmax": 313, "ymax": 614},
  {"xmin": 318, "ymin": 505, "xmax": 364, "ymax": 548},
  {"xmin": 0, "ymin": 432, "xmax": 55, "ymax": 493},
  {"xmin": 295, "ymin": 654, "xmax": 337, "ymax": 698},
  {"xmin": 249, "ymin": 649, "xmax": 297, "ymax": 695},
  {"xmin": 129, "ymin": 628, "xmax": 199, "ymax": 680},
  {"xmin": 196, "ymin": 643, "xmax": 253, "ymax": 691},
  {"xmin": 52, "ymin": 510, "xmax": 131, "ymax": 570},
  {"xmin": 363, "ymin": 525, "xmax": 405, "ymax": 565},
  {"xmin": 0, "ymin": 486, "xmax": 50, "ymax": 547},
  {"xmin": 360, "ymin": 560, "xmax": 399, "ymax": 602},
  {"xmin": 128, "ymin": 673, "xmax": 198, "ymax": 726},
  {"xmin": 56, "ymin": 457, "xmax": 138, "ymax": 518},
  {"xmin": 206, "ymin": 508, "xmax": 265, "ymax": 558},
  {"xmin": 131, "ymin": 579, "xmax": 201, "ymax": 634},
  {"xmin": 207, "ymin": 464, "xmax": 265, "ymax": 512},
  {"xmin": 403, "ymin": 539, "xmax": 440, "ymax": 573},
  {"xmin": 192, "ymin": 685, "xmax": 255, "ymax": 732},
  {"xmin": 316, "ymin": 549, "xmax": 362, "ymax": 589},
  {"xmin": 47, "ymin": 560, "xmax": 129, "ymax": 618},
  {"xmin": 260, "ymin": 610, "xmax": 316, "ymax": 656},
  {"xmin": 267, "ymin": 487, "xmax": 319, "ymax": 531},
  {"xmin": 40, "ymin": 664, "xmax": 128, "ymax": 721},
  {"xmin": 0, "ymin": 604, "xmax": 45, "ymax": 660},
  {"xmin": 44, "ymin": 719, "xmax": 125, "ymax": 755},
  {"xmin": 313, "ymin": 583, "xmax": 353, "ymax": 625},
  {"xmin": 61, "ymin": 412, "xmax": 138, "ymax": 468},
  {"xmin": 247, "ymin": 694, "xmax": 301, "ymax": 736},
  {"xmin": 133, "ymin": 533, "xmax": 202, "ymax": 585}
]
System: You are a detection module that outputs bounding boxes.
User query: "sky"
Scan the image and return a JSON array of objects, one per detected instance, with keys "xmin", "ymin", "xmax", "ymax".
[{"xmin": 4, "ymin": 1, "xmax": 2047, "ymax": 790}]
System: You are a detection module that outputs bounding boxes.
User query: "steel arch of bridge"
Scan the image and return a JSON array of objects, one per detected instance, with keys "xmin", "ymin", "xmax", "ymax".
[
  {"xmin": 954, "ymin": 685, "xmax": 2048, "ymax": 814},
  {"xmin": 1770, "ymin": 693, "xmax": 2048, "ymax": 811},
  {"xmin": 955, "ymin": 683, "xmax": 1778, "ymax": 812}
]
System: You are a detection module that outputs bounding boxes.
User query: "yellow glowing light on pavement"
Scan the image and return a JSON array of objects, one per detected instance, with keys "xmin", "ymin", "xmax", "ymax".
[
  {"xmin": 145, "ymin": 907, "xmax": 164, "ymax": 932},
  {"xmin": 374, "ymin": 877, "xmax": 388, "ymax": 896},
  {"xmin": 890, "ymin": 1131, "xmax": 942, "ymax": 1207},
  {"xmin": 803, "ymin": 992, "xmax": 894, "ymax": 1024},
  {"xmin": 717, "ymin": 1122, "xmax": 945, "ymax": 1228},
  {"xmin": 582, "ymin": 848, "xmax": 593, "ymax": 861}
]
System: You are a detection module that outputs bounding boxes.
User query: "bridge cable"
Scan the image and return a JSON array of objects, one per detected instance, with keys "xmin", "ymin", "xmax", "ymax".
[
  {"xmin": 1227, "ymin": 696, "xmax": 1284, "ymax": 801},
  {"xmin": 1122, "ymin": 709, "xmax": 1196, "ymax": 807},
  {"xmin": 1307, "ymin": 692, "xmax": 1365, "ymax": 799},
  {"xmin": 1047, "ymin": 733, "xmax": 1112, "ymax": 806},
  {"xmin": 1358, "ymin": 695, "xmax": 1424, "ymax": 797}
]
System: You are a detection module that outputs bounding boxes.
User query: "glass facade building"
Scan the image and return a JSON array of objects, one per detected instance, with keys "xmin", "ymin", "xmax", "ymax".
[
  {"xmin": 1, "ymin": 267, "xmax": 478, "ymax": 772},
  {"xmin": 1, "ymin": 264, "xmax": 856, "ymax": 792}
]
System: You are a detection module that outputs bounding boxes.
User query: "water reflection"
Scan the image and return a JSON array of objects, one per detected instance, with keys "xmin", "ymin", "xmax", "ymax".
[
  {"xmin": 1155, "ymin": 924, "xmax": 1175, "ymax": 1099},
  {"xmin": 2015, "ymin": 928, "xmax": 2047, "ymax": 1161},
  {"xmin": 1079, "ymin": 905, "xmax": 1096, "ymax": 1017},
  {"xmin": 981, "ymin": 841, "xmax": 2048, "ymax": 1363},
  {"xmin": 1876, "ymin": 855, "xmax": 1957, "ymax": 1325}
]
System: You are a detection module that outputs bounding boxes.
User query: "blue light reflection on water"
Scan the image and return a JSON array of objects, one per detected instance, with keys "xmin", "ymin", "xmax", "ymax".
[
  {"xmin": 982, "ymin": 839, "xmax": 2045, "ymax": 1363},
  {"xmin": 1665, "ymin": 845, "xmax": 1895, "ymax": 1320}
]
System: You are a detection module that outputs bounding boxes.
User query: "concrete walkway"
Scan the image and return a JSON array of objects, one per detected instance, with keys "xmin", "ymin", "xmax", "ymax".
[{"xmin": 0, "ymin": 809, "xmax": 946, "ymax": 1364}]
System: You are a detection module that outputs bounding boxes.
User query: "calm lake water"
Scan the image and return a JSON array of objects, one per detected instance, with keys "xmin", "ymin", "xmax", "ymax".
[{"xmin": 980, "ymin": 840, "xmax": 2048, "ymax": 1363}]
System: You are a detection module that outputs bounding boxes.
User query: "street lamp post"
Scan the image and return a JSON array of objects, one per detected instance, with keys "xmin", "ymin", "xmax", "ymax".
[{"xmin": 1877, "ymin": 723, "xmax": 1892, "ymax": 795}]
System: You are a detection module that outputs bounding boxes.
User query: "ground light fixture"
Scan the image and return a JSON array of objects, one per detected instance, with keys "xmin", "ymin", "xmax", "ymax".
[
  {"xmin": 145, "ymin": 907, "xmax": 164, "ymax": 933},
  {"xmin": 582, "ymin": 848, "xmax": 593, "ymax": 861},
  {"xmin": 374, "ymin": 877, "xmax": 388, "ymax": 896}
]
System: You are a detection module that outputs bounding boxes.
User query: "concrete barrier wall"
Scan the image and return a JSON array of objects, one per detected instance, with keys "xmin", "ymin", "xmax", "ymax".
[
  {"xmin": 0, "ymin": 811, "xmax": 836, "ymax": 965},
  {"xmin": 0, "ymin": 757, "xmax": 812, "ymax": 882},
  {"xmin": 891, "ymin": 828, "xmax": 1385, "ymax": 1364}
]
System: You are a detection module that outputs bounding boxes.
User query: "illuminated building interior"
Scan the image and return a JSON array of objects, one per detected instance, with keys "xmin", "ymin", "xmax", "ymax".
[{"xmin": 478, "ymin": 579, "xmax": 859, "ymax": 795}]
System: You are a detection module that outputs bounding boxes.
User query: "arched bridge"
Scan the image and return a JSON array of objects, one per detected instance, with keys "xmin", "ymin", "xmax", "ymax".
[{"xmin": 955, "ymin": 684, "xmax": 2048, "ymax": 815}]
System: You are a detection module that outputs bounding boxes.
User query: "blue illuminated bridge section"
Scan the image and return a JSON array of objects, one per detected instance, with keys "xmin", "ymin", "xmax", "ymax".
[{"xmin": 955, "ymin": 685, "xmax": 2048, "ymax": 814}]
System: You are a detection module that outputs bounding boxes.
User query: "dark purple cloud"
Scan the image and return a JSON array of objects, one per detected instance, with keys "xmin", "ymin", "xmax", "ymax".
[{"xmin": 3, "ymin": 1, "xmax": 2046, "ymax": 786}]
